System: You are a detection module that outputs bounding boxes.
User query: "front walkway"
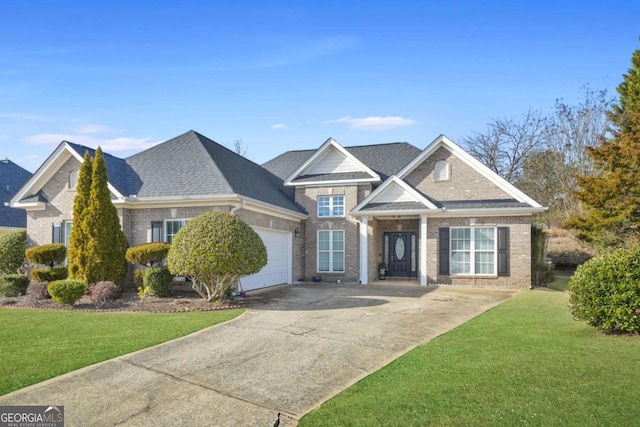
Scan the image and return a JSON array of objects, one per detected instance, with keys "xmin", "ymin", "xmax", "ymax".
[{"xmin": 0, "ymin": 284, "xmax": 518, "ymax": 426}]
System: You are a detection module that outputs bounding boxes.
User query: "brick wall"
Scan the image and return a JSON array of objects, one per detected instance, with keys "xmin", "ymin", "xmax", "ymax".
[
  {"xmin": 404, "ymin": 147, "xmax": 511, "ymax": 201},
  {"xmin": 27, "ymin": 157, "xmax": 80, "ymax": 246}
]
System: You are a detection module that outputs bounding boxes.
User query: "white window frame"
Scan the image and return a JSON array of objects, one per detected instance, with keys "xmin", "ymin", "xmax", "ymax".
[
  {"xmin": 69, "ymin": 170, "xmax": 79, "ymax": 189},
  {"xmin": 164, "ymin": 219, "xmax": 188, "ymax": 243},
  {"xmin": 317, "ymin": 195, "xmax": 345, "ymax": 218},
  {"xmin": 317, "ymin": 229, "xmax": 345, "ymax": 273},
  {"xmin": 450, "ymin": 227, "xmax": 497, "ymax": 276},
  {"xmin": 434, "ymin": 160, "xmax": 450, "ymax": 181}
]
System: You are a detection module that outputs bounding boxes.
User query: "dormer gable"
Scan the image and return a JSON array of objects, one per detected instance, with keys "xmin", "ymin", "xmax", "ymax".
[
  {"xmin": 285, "ymin": 138, "xmax": 380, "ymax": 186},
  {"xmin": 351, "ymin": 176, "xmax": 438, "ymax": 216}
]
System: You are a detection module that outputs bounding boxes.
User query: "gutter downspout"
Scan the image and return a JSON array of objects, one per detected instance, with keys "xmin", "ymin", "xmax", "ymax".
[{"xmin": 230, "ymin": 198, "xmax": 246, "ymax": 216}]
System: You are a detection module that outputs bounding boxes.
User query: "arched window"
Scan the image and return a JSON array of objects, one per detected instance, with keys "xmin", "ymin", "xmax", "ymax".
[
  {"xmin": 434, "ymin": 160, "xmax": 450, "ymax": 181},
  {"xmin": 69, "ymin": 170, "xmax": 79, "ymax": 189}
]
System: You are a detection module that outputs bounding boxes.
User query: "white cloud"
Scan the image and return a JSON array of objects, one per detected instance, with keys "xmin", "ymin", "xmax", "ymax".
[
  {"xmin": 24, "ymin": 133, "xmax": 157, "ymax": 152},
  {"xmin": 73, "ymin": 124, "xmax": 119, "ymax": 134},
  {"xmin": 271, "ymin": 123, "xmax": 287, "ymax": 130},
  {"xmin": 328, "ymin": 116, "xmax": 417, "ymax": 131}
]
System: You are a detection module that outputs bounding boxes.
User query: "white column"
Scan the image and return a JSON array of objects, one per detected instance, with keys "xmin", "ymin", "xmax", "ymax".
[
  {"xmin": 420, "ymin": 214, "xmax": 428, "ymax": 286},
  {"xmin": 359, "ymin": 216, "xmax": 369, "ymax": 285}
]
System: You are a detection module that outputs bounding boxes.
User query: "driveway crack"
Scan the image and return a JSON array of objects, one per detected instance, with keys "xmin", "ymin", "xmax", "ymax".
[{"xmin": 116, "ymin": 358, "xmax": 299, "ymax": 419}]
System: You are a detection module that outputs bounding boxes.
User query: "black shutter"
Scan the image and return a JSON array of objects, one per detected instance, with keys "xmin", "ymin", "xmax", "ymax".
[
  {"xmin": 151, "ymin": 221, "xmax": 163, "ymax": 243},
  {"xmin": 497, "ymin": 227, "xmax": 510, "ymax": 276},
  {"xmin": 52, "ymin": 223, "xmax": 62, "ymax": 244},
  {"xmin": 438, "ymin": 227, "xmax": 450, "ymax": 275}
]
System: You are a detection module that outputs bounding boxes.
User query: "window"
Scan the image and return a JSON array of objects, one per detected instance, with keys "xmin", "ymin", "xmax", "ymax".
[
  {"xmin": 69, "ymin": 170, "xmax": 79, "ymax": 189},
  {"xmin": 434, "ymin": 161, "xmax": 449, "ymax": 181},
  {"xmin": 165, "ymin": 219, "xmax": 187, "ymax": 243},
  {"xmin": 318, "ymin": 195, "xmax": 345, "ymax": 217},
  {"xmin": 450, "ymin": 227, "xmax": 496, "ymax": 275},
  {"xmin": 52, "ymin": 221, "xmax": 72, "ymax": 246},
  {"xmin": 318, "ymin": 230, "xmax": 344, "ymax": 272}
]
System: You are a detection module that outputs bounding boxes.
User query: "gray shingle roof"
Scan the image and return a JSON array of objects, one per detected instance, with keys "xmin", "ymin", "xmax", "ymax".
[
  {"xmin": 66, "ymin": 142, "xmax": 134, "ymax": 197},
  {"xmin": 359, "ymin": 201, "xmax": 429, "ymax": 212},
  {"xmin": 123, "ymin": 131, "xmax": 304, "ymax": 213},
  {"xmin": 438, "ymin": 199, "xmax": 530, "ymax": 209},
  {"xmin": 0, "ymin": 159, "xmax": 32, "ymax": 228},
  {"xmin": 292, "ymin": 172, "xmax": 375, "ymax": 183},
  {"xmin": 263, "ymin": 142, "xmax": 422, "ymax": 181}
]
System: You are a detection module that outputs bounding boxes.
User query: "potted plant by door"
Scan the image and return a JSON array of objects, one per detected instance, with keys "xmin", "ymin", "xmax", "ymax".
[{"xmin": 378, "ymin": 262, "xmax": 387, "ymax": 280}]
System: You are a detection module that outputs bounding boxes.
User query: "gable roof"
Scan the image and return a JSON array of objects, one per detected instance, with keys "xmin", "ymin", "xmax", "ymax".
[
  {"xmin": 0, "ymin": 159, "xmax": 32, "ymax": 229},
  {"xmin": 398, "ymin": 134, "xmax": 544, "ymax": 208},
  {"xmin": 351, "ymin": 176, "xmax": 438, "ymax": 215},
  {"xmin": 10, "ymin": 131, "xmax": 305, "ymax": 218},
  {"xmin": 263, "ymin": 141, "xmax": 422, "ymax": 182},
  {"xmin": 123, "ymin": 131, "xmax": 303, "ymax": 214}
]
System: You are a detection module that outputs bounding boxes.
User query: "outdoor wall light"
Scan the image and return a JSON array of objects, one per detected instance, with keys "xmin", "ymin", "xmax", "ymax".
[{"xmin": 294, "ymin": 228, "xmax": 300, "ymax": 238}]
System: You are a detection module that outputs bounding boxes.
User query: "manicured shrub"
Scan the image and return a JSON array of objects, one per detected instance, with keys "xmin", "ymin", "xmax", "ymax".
[
  {"xmin": 0, "ymin": 230, "xmax": 27, "ymax": 275},
  {"xmin": 25, "ymin": 244, "xmax": 67, "ymax": 267},
  {"xmin": 88, "ymin": 281, "xmax": 120, "ymax": 307},
  {"xmin": 0, "ymin": 274, "xmax": 30, "ymax": 297},
  {"xmin": 569, "ymin": 248, "xmax": 640, "ymax": 333},
  {"xmin": 30, "ymin": 267, "xmax": 69, "ymax": 282},
  {"xmin": 48, "ymin": 279, "xmax": 87, "ymax": 306},
  {"xmin": 26, "ymin": 281, "xmax": 50, "ymax": 302},
  {"xmin": 133, "ymin": 269, "xmax": 144, "ymax": 288},
  {"xmin": 140, "ymin": 266, "xmax": 173, "ymax": 297},
  {"xmin": 126, "ymin": 243, "xmax": 171, "ymax": 267},
  {"xmin": 167, "ymin": 211, "xmax": 267, "ymax": 302}
]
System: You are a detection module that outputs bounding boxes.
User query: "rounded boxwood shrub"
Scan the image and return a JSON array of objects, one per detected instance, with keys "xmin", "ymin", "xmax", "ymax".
[
  {"xmin": 31, "ymin": 267, "xmax": 69, "ymax": 282},
  {"xmin": 48, "ymin": 279, "xmax": 87, "ymax": 306},
  {"xmin": 0, "ymin": 230, "xmax": 27, "ymax": 275},
  {"xmin": 25, "ymin": 244, "xmax": 67, "ymax": 267},
  {"xmin": 126, "ymin": 243, "xmax": 170, "ymax": 267},
  {"xmin": 569, "ymin": 248, "xmax": 640, "ymax": 333},
  {"xmin": 142, "ymin": 266, "xmax": 173, "ymax": 297},
  {"xmin": 0, "ymin": 274, "xmax": 30, "ymax": 297}
]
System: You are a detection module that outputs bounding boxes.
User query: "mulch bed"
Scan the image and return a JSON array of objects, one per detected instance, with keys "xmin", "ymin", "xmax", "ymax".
[{"xmin": 0, "ymin": 282, "xmax": 243, "ymax": 313}]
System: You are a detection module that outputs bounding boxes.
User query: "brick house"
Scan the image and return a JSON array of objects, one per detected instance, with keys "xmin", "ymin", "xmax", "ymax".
[{"xmin": 10, "ymin": 131, "xmax": 544, "ymax": 289}]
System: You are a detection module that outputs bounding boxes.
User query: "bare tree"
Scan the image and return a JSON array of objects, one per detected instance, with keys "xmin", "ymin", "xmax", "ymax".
[
  {"xmin": 462, "ymin": 109, "xmax": 547, "ymax": 182},
  {"xmin": 231, "ymin": 139, "xmax": 248, "ymax": 157}
]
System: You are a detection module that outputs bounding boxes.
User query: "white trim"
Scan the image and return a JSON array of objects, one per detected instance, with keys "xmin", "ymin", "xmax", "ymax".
[
  {"xmin": 449, "ymin": 226, "xmax": 498, "ymax": 276},
  {"xmin": 317, "ymin": 195, "xmax": 345, "ymax": 218},
  {"xmin": 9, "ymin": 141, "xmax": 125, "ymax": 208},
  {"xmin": 351, "ymin": 175, "xmax": 439, "ymax": 215},
  {"xmin": 284, "ymin": 138, "xmax": 381, "ymax": 186},
  {"xmin": 317, "ymin": 229, "xmax": 345, "ymax": 273},
  {"xmin": 286, "ymin": 177, "xmax": 379, "ymax": 187},
  {"xmin": 359, "ymin": 216, "xmax": 369, "ymax": 284},
  {"xmin": 420, "ymin": 215, "xmax": 427, "ymax": 286},
  {"xmin": 397, "ymin": 135, "xmax": 543, "ymax": 208}
]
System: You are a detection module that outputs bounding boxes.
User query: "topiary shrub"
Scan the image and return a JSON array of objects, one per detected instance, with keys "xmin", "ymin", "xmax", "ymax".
[
  {"xmin": 167, "ymin": 211, "xmax": 267, "ymax": 302},
  {"xmin": 0, "ymin": 274, "xmax": 30, "ymax": 296},
  {"xmin": 126, "ymin": 243, "xmax": 171, "ymax": 267},
  {"xmin": 88, "ymin": 281, "xmax": 120, "ymax": 307},
  {"xmin": 25, "ymin": 244, "xmax": 67, "ymax": 267},
  {"xmin": 48, "ymin": 279, "xmax": 87, "ymax": 306},
  {"xmin": 140, "ymin": 266, "xmax": 173, "ymax": 298},
  {"xmin": 0, "ymin": 230, "xmax": 27, "ymax": 275},
  {"xmin": 569, "ymin": 248, "xmax": 640, "ymax": 333},
  {"xmin": 31, "ymin": 267, "xmax": 69, "ymax": 282},
  {"xmin": 26, "ymin": 281, "xmax": 50, "ymax": 303}
]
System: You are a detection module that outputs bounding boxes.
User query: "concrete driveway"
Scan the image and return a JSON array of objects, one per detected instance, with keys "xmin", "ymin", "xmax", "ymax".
[{"xmin": 0, "ymin": 284, "xmax": 517, "ymax": 426}]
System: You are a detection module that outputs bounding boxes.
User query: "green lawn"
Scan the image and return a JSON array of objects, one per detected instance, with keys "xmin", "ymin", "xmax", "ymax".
[
  {"xmin": 0, "ymin": 308, "xmax": 243, "ymax": 395},
  {"xmin": 301, "ymin": 289, "xmax": 640, "ymax": 426}
]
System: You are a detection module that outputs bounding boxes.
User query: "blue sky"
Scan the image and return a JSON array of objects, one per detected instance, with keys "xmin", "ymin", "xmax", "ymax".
[{"xmin": 1, "ymin": 1, "xmax": 639, "ymax": 172}]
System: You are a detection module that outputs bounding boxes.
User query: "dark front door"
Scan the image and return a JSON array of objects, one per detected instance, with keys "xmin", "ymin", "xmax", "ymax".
[{"xmin": 384, "ymin": 232, "xmax": 417, "ymax": 278}]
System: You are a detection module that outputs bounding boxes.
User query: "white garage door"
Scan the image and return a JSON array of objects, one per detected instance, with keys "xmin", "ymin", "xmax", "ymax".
[{"xmin": 241, "ymin": 227, "xmax": 292, "ymax": 291}]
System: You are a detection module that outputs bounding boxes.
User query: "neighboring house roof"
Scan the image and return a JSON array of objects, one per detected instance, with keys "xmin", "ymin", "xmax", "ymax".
[
  {"xmin": 0, "ymin": 159, "xmax": 32, "ymax": 229},
  {"xmin": 263, "ymin": 141, "xmax": 422, "ymax": 181}
]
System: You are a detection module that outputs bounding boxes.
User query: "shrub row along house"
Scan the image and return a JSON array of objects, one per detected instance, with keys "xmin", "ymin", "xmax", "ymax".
[{"xmin": 9, "ymin": 130, "xmax": 544, "ymax": 289}]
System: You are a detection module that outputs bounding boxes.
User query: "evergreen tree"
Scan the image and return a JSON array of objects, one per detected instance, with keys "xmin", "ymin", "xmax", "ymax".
[
  {"xmin": 67, "ymin": 151, "xmax": 92, "ymax": 281},
  {"xmin": 83, "ymin": 147, "xmax": 128, "ymax": 283},
  {"xmin": 567, "ymin": 45, "xmax": 640, "ymax": 245}
]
